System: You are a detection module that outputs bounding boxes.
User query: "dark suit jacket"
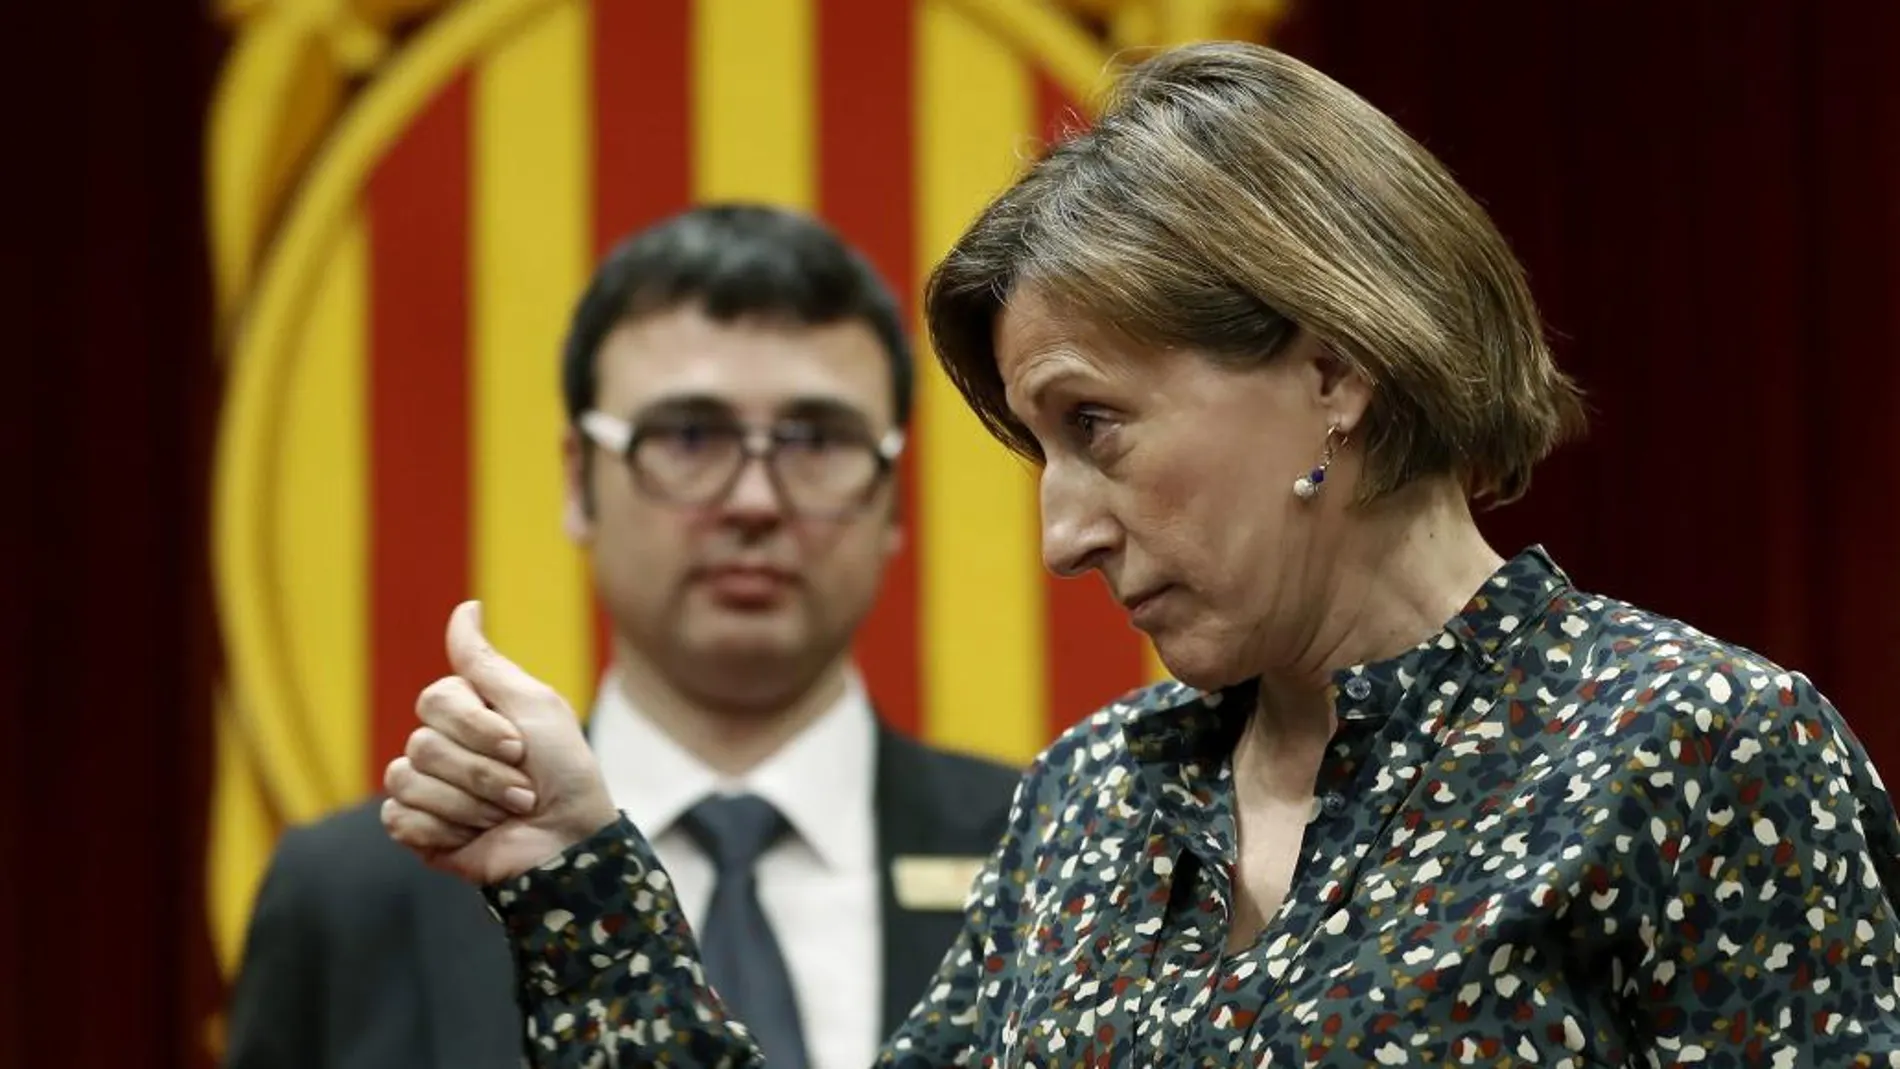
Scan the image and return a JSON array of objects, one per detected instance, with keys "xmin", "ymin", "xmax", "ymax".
[{"xmin": 221, "ymin": 724, "xmax": 1021, "ymax": 1069}]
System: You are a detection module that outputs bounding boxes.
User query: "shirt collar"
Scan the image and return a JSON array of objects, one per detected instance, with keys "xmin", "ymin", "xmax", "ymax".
[
  {"xmin": 1440, "ymin": 544, "xmax": 1570, "ymax": 665},
  {"xmin": 1122, "ymin": 545, "xmax": 1571, "ymax": 763},
  {"xmin": 589, "ymin": 668, "xmax": 878, "ymax": 871}
]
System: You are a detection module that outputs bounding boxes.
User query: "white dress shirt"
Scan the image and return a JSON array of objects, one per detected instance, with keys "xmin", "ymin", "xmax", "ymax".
[{"xmin": 590, "ymin": 670, "xmax": 882, "ymax": 1069}]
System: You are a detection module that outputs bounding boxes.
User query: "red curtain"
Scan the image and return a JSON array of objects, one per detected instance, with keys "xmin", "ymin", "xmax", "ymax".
[
  {"xmin": 1, "ymin": 3, "xmax": 225, "ymax": 1068},
  {"xmin": 7, "ymin": 3, "xmax": 1900, "ymax": 1067},
  {"xmin": 1277, "ymin": 1, "xmax": 1900, "ymax": 767}
]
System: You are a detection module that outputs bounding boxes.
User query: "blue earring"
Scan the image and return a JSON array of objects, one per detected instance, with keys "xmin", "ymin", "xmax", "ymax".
[{"xmin": 1293, "ymin": 425, "xmax": 1347, "ymax": 501}]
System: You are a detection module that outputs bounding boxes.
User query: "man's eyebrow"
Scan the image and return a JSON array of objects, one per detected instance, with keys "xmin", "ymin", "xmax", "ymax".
[
  {"xmin": 631, "ymin": 394, "xmax": 736, "ymax": 419},
  {"xmin": 628, "ymin": 394, "xmax": 878, "ymax": 428},
  {"xmin": 774, "ymin": 397, "xmax": 876, "ymax": 426}
]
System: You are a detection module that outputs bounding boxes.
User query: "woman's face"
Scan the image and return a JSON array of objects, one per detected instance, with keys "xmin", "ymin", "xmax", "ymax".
[{"xmin": 995, "ymin": 287, "xmax": 1373, "ymax": 690}]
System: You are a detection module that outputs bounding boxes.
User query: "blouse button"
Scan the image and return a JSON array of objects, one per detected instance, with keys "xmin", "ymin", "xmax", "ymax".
[
  {"xmin": 1321, "ymin": 792, "xmax": 1347, "ymax": 816},
  {"xmin": 1344, "ymin": 678, "xmax": 1372, "ymax": 701}
]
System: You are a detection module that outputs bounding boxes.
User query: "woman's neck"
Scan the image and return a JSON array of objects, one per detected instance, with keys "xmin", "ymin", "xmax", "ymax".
[{"xmin": 1251, "ymin": 478, "xmax": 1505, "ymax": 754}]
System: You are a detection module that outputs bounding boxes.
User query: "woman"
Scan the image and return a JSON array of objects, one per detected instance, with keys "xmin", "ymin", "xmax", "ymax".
[{"xmin": 382, "ymin": 41, "xmax": 1900, "ymax": 1067}]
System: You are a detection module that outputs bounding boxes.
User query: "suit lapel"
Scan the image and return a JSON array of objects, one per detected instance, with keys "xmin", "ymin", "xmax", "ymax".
[
  {"xmin": 873, "ymin": 725, "xmax": 981, "ymax": 1035},
  {"xmin": 412, "ymin": 869, "xmax": 524, "ymax": 1069}
]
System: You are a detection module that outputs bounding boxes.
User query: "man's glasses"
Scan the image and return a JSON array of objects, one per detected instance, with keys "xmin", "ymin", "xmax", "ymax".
[{"xmin": 579, "ymin": 408, "xmax": 904, "ymax": 518}]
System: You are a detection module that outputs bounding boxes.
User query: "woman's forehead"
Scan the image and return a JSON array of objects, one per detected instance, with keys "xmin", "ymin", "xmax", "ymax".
[
  {"xmin": 995, "ymin": 295, "xmax": 1127, "ymax": 403},
  {"xmin": 995, "ymin": 288, "xmax": 1125, "ymax": 368}
]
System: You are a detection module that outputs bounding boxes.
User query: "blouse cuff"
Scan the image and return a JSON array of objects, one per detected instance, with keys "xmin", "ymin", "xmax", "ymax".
[{"xmin": 481, "ymin": 813, "xmax": 683, "ymax": 998}]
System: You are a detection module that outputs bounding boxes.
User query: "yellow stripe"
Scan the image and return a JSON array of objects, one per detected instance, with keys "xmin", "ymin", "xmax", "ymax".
[
  {"xmin": 916, "ymin": 4, "xmax": 1045, "ymax": 766},
  {"xmin": 691, "ymin": 0, "xmax": 815, "ymax": 207},
  {"xmin": 1143, "ymin": 639, "xmax": 1172, "ymax": 686},
  {"xmin": 1153, "ymin": 0, "xmax": 1226, "ymax": 44},
  {"xmin": 272, "ymin": 210, "xmax": 371, "ymax": 795},
  {"xmin": 205, "ymin": 19, "xmax": 342, "ymax": 323},
  {"xmin": 214, "ymin": 0, "xmax": 573, "ymax": 828},
  {"xmin": 941, "ymin": 0, "xmax": 1121, "ymax": 106},
  {"xmin": 471, "ymin": 0, "xmax": 594, "ymax": 707},
  {"xmin": 206, "ymin": 690, "xmax": 280, "ymax": 979}
]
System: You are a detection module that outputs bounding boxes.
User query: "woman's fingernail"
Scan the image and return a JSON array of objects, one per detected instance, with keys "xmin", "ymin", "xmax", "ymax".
[
  {"xmin": 497, "ymin": 736, "xmax": 525, "ymax": 763},
  {"xmin": 504, "ymin": 786, "xmax": 537, "ymax": 814}
]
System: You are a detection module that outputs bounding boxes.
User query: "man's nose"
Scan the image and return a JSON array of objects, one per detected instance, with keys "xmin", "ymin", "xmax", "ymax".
[{"xmin": 718, "ymin": 448, "xmax": 786, "ymax": 525}]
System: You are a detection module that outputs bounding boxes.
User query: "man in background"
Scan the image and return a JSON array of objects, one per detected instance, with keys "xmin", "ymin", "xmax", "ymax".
[{"xmin": 222, "ymin": 204, "xmax": 1022, "ymax": 1069}]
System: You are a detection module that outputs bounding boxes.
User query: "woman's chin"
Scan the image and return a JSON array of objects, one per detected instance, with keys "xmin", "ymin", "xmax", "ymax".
[{"xmin": 1150, "ymin": 635, "xmax": 1253, "ymax": 695}]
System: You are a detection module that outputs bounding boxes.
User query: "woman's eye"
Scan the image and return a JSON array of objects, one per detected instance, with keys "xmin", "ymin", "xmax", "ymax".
[{"xmin": 1065, "ymin": 406, "xmax": 1108, "ymax": 444}]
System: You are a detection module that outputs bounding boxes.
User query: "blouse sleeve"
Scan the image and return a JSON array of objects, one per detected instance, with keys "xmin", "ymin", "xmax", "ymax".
[
  {"xmin": 1632, "ymin": 671, "xmax": 1900, "ymax": 1067},
  {"xmin": 483, "ymin": 814, "xmax": 761, "ymax": 1067},
  {"xmin": 484, "ymin": 769, "xmax": 1039, "ymax": 1068}
]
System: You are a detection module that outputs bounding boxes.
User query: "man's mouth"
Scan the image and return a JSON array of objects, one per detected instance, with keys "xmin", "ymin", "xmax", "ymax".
[{"xmin": 694, "ymin": 564, "xmax": 797, "ymax": 607}]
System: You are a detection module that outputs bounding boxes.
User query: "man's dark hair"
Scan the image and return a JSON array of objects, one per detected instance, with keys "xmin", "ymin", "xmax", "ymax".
[{"xmin": 561, "ymin": 203, "xmax": 914, "ymax": 429}]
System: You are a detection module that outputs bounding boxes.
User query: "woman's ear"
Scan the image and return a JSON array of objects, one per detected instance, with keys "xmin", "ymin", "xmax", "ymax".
[{"xmin": 1311, "ymin": 341, "xmax": 1374, "ymax": 438}]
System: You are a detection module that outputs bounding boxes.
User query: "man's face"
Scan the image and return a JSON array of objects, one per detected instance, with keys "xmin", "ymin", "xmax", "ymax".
[{"xmin": 566, "ymin": 304, "xmax": 901, "ymax": 709}]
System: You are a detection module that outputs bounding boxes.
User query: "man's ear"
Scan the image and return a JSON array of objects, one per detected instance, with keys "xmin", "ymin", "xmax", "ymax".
[
  {"xmin": 882, "ymin": 479, "xmax": 905, "ymax": 560},
  {"xmin": 562, "ymin": 428, "xmax": 594, "ymax": 545}
]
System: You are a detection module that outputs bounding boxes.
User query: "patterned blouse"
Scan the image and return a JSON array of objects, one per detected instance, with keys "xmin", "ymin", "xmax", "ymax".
[{"xmin": 486, "ymin": 547, "xmax": 1900, "ymax": 1067}]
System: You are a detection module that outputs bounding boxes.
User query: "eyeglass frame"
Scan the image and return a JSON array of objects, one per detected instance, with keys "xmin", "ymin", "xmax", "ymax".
[{"xmin": 577, "ymin": 407, "xmax": 906, "ymax": 518}]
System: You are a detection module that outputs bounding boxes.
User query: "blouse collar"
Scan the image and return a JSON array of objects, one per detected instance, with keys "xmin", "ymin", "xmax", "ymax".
[{"xmin": 1123, "ymin": 545, "xmax": 1572, "ymax": 766}]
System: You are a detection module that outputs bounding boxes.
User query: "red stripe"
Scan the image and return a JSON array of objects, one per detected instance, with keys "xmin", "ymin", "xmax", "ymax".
[
  {"xmin": 818, "ymin": 0, "xmax": 921, "ymax": 736},
  {"xmin": 1038, "ymin": 70, "xmax": 1087, "ymax": 144},
  {"xmin": 366, "ymin": 74, "xmax": 472, "ymax": 783},
  {"xmin": 589, "ymin": 0, "xmax": 693, "ymax": 684},
  {"xmin": 1034, "ymin": 72, "xmax": 1143, "ymax": 740},
  {"xmin": 592, "ymin": 0, "xmax": 692, "ymax": 252}
]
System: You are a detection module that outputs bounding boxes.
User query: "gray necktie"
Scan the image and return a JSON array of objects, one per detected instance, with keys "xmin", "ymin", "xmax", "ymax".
[{"xmin": 679, "ymin": 793, "xmax": 809, "ymax": 1069}]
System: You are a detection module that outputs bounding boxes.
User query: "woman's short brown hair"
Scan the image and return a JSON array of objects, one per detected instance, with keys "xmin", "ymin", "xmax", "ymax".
[{"xmin": 923, "ymin": 41, "xmax": 1586, "ymax": 505}]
